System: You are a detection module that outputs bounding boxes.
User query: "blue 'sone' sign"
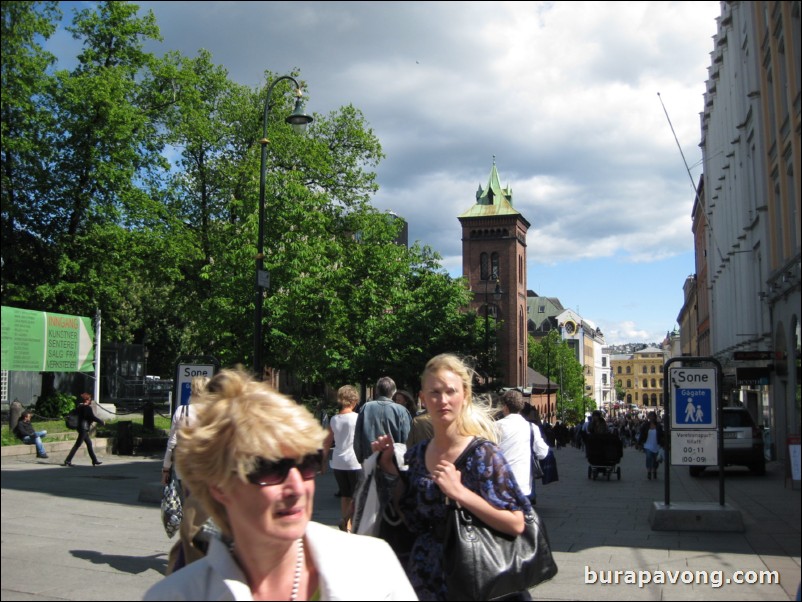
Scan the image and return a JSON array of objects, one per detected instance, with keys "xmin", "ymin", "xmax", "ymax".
[{"xmin": 670, "ymin": 367, "xmax": 717, "ymax": 429}]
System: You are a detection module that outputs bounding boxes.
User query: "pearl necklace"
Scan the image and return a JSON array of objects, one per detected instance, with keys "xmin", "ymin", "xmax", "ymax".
[
  {"xmin": 230, "ymin": 537, "xmax": 304, "ymax": 601},
  {"xmin": 290, "ymin": 537, "xmax": 304, "ymax": 602}
]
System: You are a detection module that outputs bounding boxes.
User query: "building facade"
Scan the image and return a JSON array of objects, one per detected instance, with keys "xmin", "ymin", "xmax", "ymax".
[
  {"xmin": 611, "ymin": 346, "xmax": 668, "ymax": 409},
  {"xmin": 685, "ymin": 1, "xmax": 800, "ymax": 462},
  {"xmin": 459, "ymin": 162, "xmax": 530, "ymax": 387}
]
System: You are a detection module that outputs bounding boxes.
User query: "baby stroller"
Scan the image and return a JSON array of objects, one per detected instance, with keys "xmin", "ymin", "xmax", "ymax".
[{"xmin": 585, "ymin": 433, "xmax": 623, "ymax": 480}]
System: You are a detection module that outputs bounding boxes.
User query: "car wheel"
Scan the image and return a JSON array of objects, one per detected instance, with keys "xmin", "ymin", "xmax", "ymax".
[
  {"xmin": 689, "ymin": 466, "xmax": 704, "ymax": 477},
  {"xmin": 750, "ymin": 458, "xmax": 766, "ymax": 475}
]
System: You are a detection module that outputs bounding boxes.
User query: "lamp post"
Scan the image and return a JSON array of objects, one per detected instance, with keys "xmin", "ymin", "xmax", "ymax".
[
  {"xmin": 484, "ymin": 277, "xmax": 503, "ymax": 378},
  {"xmin": 254, "ymin": 76, "xmax": 313, "ymax": 378},
  {"xmin": 545, "ymin": 334, "xmax": 551, "ymax": 421}
]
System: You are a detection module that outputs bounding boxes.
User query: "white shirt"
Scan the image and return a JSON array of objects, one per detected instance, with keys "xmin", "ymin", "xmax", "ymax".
[
  {"xmin": 496, "ymin": 413, "xmax": 533, "ymax": 496},
  {"xmin": 143, "ymin": 521, "xmax": 418, "ymax": 601},
  {"xmin": 329, "ymin": 412, "xmax": 360, "ymax": 471},
  {"xmin": 162, "ymin": 404, "xmax": 198, "ymax": 477}
]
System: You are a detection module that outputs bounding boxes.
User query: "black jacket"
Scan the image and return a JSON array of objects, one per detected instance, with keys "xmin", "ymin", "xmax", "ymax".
[
  {"xmin": 638, "ymin": 422, "xmax": 664, "ymax": 447},
  {"xmin": 77, "ymin": 403, "xmax": 104, "ymax": 431},
  {"xmin": 14, "ymin": 420, "xmax": 36, "ymax": 440}
]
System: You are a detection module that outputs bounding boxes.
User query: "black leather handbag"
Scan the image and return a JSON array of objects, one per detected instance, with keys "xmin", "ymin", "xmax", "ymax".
[
  {"xmin": 443, "ymin": 502, "xmax": 558, "ymax": 600},
  {"xmin": 443, "ymin": 439, "xmax": 558, "ymax": 600},
  {"xmin": 530, "ymin": 425, "xmax": 544, "ymax": 479}
]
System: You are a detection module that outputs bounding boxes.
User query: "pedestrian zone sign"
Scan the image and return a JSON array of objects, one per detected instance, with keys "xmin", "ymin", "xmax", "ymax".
[{"xmin": 670, "ymin": 367, "xmax": 717, "ymax": 429}]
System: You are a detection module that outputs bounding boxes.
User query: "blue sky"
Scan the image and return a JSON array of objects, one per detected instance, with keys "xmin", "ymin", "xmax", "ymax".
[{"xmin": 50, "ymin": 1, "xmax": 721, "ymax": 344}]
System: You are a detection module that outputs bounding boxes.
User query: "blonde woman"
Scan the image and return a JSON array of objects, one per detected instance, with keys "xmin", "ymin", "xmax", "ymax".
[
  {"xmin": 322, "ymin": 385, "xmax": 361, "ymax": 532},
  {"xmin": 144, "ymin": 368, "xmax": 416, "ymax": 601},
  {"xmin": 374, "ymin": 354, "xmax": 531, "ymax": 601}
]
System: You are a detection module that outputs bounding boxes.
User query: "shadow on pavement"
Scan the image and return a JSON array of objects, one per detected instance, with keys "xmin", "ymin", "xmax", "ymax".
[{"xmin": 71, "ymin": 549, "xmax": 167, "ymax": 575}]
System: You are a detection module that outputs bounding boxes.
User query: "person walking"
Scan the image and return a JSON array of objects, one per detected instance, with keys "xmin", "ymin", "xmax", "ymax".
[
  {"xmin": 353, "ymin": 376, "xmax": 411, "ymax": 464},
  {"xmin": 638, "ymin": 410, "xmax": 664, "ymax": 480},
  {"xmin": 143, "ymin": 368, "xmax": 416, "ymax": 601},
  {"xmin": 322, "ymin": 385, "xmax": 361, "ymax": 533},
  {"xmin": 373, "ymin": 354, "xmax": 533, "ymax": 600},
  {"xmin": 161, "ymin": 375, "xmax": 211, "ymax": 573},
  {"xmin": 495, "ymin": 390, "xmax": 534, "ymax": 504},
  {"xmin": 63, "ymin": 392, "xmax": 105, "ymax": 466}
]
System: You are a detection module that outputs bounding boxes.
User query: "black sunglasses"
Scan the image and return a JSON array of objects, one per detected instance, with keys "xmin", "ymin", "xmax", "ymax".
[{"xmin": 245, "ymin": 451, "xmax": 323, "ymax": 486}]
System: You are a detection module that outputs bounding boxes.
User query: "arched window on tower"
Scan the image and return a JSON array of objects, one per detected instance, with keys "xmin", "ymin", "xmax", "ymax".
[
  {"xmin": 491, "ymin": 253, "xmax": 499, "ymax": 280},
  {"xmin": 480, "ymin": 253, "xmax": 489, "ymax": 280}
]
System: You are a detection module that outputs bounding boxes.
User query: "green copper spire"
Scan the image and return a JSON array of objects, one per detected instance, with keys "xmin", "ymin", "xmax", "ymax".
[{"xmin": 459, "ymin": 158, "xmax": 520, "ymax": 218}]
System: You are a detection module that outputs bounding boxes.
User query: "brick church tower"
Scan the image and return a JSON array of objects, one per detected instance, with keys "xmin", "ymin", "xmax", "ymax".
[{"xmin": 458, "ymin": 161, "xmax": 530, "ymax": 386}]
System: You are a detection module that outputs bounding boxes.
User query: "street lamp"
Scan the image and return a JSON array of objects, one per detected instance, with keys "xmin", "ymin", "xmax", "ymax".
[
  {"xmin": 254, "ymin": 76, "xmax": 313, "ymax": 378},
  {"xmin": 545, "ymin": 334, "xmax": 551, "ymax": 421},
  {"xmin": 484, "ymin": 277, "xmax": 503, "ymax": 377}
]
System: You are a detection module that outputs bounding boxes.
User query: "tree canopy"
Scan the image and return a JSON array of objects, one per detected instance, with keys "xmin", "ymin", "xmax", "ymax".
[{"xmin": 1, "ymin": 1, "xmax": 486, "ymax": 395}]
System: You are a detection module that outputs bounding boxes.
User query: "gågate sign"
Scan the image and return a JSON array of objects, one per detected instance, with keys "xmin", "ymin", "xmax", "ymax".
[{"xmin": 669, "ymin": 367, "xmax": 717, "ymax": 430}]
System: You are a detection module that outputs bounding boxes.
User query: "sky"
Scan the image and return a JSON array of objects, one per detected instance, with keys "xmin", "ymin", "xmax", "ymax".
[{"xmin": 51, "ymin": 1, "xmax": 722, "ymax": 345}]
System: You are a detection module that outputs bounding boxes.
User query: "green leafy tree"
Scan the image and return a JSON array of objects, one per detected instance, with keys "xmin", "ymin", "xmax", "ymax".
[
  {"xmin": 528, "ymin": 331, "xmax": 586, "ymax": 424},
  {"xmin": 1, "ymin": 4, "xmax": 491, "ymax": 391},
  {"xmin": 1, "ymin": 1, "xmax": 61, "ymax": 304}
]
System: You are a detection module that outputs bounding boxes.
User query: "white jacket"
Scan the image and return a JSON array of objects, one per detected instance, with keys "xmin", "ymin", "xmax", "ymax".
[{"xmin": 143, "ymin": 521, "xmax": 417, "ymax": 601}]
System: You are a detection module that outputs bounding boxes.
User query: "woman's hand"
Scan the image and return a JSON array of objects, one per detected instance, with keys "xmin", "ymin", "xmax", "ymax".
[
  {"xmin": 371, "ymin": 434, "xmax": 398, "ymax": 475},
  {"xmin": 160, "ymin": 470, "xmax": 170, "ymax": 486},
  {"xmin": 430, "ymin": 460, "xmax": 464, "ymax": 501}
]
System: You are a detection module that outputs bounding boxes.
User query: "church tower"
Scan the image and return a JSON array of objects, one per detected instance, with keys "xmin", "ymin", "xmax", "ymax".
[{"xmin": 458, "ymin": 161, "xmax": 530, "ymax": 386}]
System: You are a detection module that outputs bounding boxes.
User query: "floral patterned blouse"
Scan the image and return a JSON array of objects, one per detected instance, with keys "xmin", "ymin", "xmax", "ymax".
[{"xmin": 398, "ymin": 437, "xmax": 532, "ymax": 601}]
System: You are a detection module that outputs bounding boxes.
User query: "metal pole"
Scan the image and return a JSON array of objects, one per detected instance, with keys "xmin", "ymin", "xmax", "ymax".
[
  {"xmin": 484, "ymin": 278, "xmax": 490, "ymax": 368},
  {"xmin": 254, "ymin": 75, "xmax": 303, "ymax": 379},
  {"xmin": 546, "ymin": 336, "xmax": 551, "ymax": 421},
  {"xmin": 93, "ymin": 309, "xmax": 101, "ymax": 404}
]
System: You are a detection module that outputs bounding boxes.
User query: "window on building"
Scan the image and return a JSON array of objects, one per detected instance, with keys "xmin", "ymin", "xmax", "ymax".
[
  {"xmin": 538, "ymin": 305, "xmax": 545, "ymax": 313},
  {"xmin": 626, "ymin": 379, "xmax": 631, "ymax": 388},
  {"xmin": 643, "ymin": 366, "xmax": 648, "ymax": 374},
  {"xmin": 626, "ymin": 366, "xmax": 631, "ymax": 374},
  {"xmin": 651, "ymin": 365, "xmax": 656, "ymax": 373},
  {"xmin": 642, "ymin": 379, "xmax": 648, "ymax": 388},
  {"xmin": 480, "ymin": 253, "xmax": 489, "ymax": 280},
  {"xmin": 617, "ymin": 366, "xmax": 622, "ymax": 374},
  {"xmin": 491, "ymin": 253, "xmax": 499, "ymax": 279},
  {"xmin": 651, "ymin": 379, "xmax": 656, "ymax": 388}
]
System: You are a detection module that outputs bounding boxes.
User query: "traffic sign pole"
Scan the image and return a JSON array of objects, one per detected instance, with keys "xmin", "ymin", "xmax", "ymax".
[{"xmin": 662, "ymin": 356, "xmax": 724, "ymax": 506}]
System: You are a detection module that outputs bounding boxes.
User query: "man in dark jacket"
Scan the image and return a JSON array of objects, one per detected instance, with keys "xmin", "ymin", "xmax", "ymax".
[
  {"xmin": 14, "ymin": 410, "xmax": 48, "ymax": 458},
  {"xmin": 353, "ymin": 376, "xmax": 411, "ymax": 463}
]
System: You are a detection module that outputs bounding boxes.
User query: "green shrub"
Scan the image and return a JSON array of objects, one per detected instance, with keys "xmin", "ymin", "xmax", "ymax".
[{"xmin": 34, "ymin": 392, "xmax": 76, "ymax": 420}]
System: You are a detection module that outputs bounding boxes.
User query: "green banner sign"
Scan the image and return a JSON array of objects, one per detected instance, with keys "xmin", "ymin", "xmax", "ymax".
[{"xmin": 1, "ymin": 306, "xmax": 95, "ymax": 372}]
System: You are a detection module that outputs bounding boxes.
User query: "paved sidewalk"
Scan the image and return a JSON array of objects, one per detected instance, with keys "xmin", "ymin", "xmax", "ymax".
[{"xmin": 1, "ymin": 443, "xmax": 799, "ymax": 601}]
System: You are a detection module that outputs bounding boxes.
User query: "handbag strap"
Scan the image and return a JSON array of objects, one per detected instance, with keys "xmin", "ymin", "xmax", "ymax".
[{"xmin": 446, "ymin": 437, "xmax": 487, "ymax": 509}]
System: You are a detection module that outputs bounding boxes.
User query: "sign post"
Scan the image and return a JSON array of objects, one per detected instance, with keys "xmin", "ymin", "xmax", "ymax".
[
  {"xmin": 663, "ymin": 358, "xmax": 724, "ymax": 506},
  {"xmin": 172, "ymin": 356, "xmax": 219, "ymax": 417}
]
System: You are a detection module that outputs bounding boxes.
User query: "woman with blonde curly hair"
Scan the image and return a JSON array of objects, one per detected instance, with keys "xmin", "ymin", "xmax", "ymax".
[
  {"xmin": 144, "ymin": 368, "xmax": 416, "ymax": 601},
  {"xmin": 374, "ymin": 354, "xmax": 532, "ymax": 600}
]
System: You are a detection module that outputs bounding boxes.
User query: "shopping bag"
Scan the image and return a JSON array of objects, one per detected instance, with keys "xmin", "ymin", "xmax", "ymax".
[{"xmin": 161, "ymin": 479, "xmax": 183, "ymax": 538}]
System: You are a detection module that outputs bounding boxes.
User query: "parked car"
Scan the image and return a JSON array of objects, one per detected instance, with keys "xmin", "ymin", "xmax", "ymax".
[{"xmin": 689, "ymin": 406, "xmax": 765, "ymax": 476}]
